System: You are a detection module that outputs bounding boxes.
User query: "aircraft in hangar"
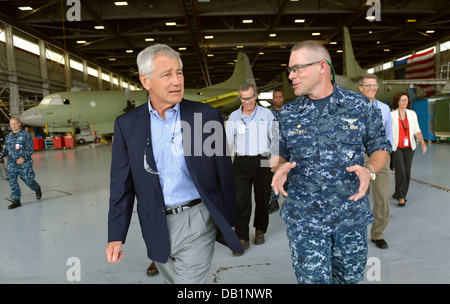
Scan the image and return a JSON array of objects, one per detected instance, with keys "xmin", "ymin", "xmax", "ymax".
[{"xmin": 19, "ymin": 52, "xmax": 254, "ymax": 136}]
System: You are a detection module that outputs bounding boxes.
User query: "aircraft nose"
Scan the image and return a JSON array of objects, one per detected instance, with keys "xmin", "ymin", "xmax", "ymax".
[{"xmin": 19, "ymin": 108, "xmax": 45, "ymax": 127}]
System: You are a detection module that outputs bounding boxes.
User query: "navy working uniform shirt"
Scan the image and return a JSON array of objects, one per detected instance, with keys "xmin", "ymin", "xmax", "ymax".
[
  {"xmin": 1, "ymin": 129, "xmax": 35, "ymax": 165},
  {"xmin": 272, "ymin": 84, "xmax": 392, "ymax": 235}
]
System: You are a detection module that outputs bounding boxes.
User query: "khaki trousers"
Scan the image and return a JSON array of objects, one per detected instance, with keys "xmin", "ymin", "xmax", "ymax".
[{"xmin": 364, "ymin": 154, "xmax": 391, "ymax": 240}]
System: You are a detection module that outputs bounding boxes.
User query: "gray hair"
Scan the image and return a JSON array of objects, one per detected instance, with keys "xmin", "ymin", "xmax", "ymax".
[
  {"xmin": 137, "ymin": 44, "xmax": 183, "ymax": 77},
  {"xmin": 239, "ymin": 82, "xmax": 257, "ymax": 95},
  {"xmin": 358, "ymin": 73, "xmax": 377, "ymax": 85}
]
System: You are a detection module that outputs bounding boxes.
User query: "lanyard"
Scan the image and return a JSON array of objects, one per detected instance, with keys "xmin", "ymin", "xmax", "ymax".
[
  {"xmin": 399, "ymin": 113, "xmax": 408, "ymax": 133},
  {"xmin": 241, "ymin": 105, "xmax": 258, "ymax": 126}
]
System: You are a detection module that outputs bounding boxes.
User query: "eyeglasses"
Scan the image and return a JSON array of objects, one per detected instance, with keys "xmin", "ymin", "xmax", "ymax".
[
  {"xmin": 144, "ymin": 139, "xmax": 180, "ymax": 175},
  {"xmin": 286, "ymin": 59, "xmax": 336, "ymax": 83},
  {"xmin": 361, "ymin": 84, "xmax": 379, "ymax": 88},
  {"xmin": 286, "ymin": 60, "xmax": 322, "ymax": 74},
  {"xmin": 399, "ymin": 98, "xmax": 409, "ymax": 101},
  {"xmin": 240, "ymin": 92, "xmax": 256, "ymax": 102}
]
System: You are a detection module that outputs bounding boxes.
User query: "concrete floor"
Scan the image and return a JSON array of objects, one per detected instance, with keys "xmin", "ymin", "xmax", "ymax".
[{"xmin": 1, "ymin": 141, "xmax": 449, "ymax": 284}]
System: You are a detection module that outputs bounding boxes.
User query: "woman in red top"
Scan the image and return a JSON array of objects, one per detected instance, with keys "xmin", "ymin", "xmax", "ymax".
[{"xmin": 391, "ymin": 93, "xmax": 427, "ymax": 206}]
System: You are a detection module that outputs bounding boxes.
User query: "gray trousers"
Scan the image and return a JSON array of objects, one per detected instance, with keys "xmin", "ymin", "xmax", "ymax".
[{"xmin": 155, "ymin": 203, "xmax": 217, "ymax": 284}]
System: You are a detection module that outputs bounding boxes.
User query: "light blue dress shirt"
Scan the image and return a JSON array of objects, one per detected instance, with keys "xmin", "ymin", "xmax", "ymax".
[
  {"xmin": 225, "ymin": 105, "xmax": 274, "ymax": 156},
  {"xmin": 148, "ymin": 100, "xmax": 200, "ymax": 207},
  {"xmin": 373, "ymin": 99, "xmax": 393, "ymax": 147}
]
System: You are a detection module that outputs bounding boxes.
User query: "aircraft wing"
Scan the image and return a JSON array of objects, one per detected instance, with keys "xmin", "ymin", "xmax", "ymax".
[{"xmin": 200, "ymin": 92, "xmax": 240, "ymax": 109}]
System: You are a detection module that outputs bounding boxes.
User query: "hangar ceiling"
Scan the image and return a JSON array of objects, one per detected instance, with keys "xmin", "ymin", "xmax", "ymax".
[{"xmin": 0, "ymin": 0, "xmax": 450, "ymax": 90}]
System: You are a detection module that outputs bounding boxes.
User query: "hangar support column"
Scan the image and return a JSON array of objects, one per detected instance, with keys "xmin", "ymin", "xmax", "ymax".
[
  {"xmin": 39, "ymin": 40, "xmax": 50, "ymax": 97},
  {"xmin": 5, "ymin": 25, "xmax": 20, "ymax": 118}
]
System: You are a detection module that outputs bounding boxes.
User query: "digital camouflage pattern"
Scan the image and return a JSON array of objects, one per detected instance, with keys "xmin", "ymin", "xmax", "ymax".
[
  {"xmin": 1, "ymin": 129, "xmax": 40, "ymax": 201},
  {"xmin": 273, "ymin": 84, "xmax": 392, "ymax": 235},
  {"xmin": 286, "ymin": 224, "xmax": 368, "ymax": 284}
]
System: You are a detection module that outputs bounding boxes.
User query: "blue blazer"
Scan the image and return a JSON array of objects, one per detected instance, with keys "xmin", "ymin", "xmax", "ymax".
[{"xmin": 108, "ymin": 99, "xmax": 243, "ymax": 262}]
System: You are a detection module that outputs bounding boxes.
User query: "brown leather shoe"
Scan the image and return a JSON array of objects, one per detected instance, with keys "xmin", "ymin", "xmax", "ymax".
[
  {"xmin": 146, "ymin": 261, "xmax": 159, "ymax": 276},
  {"xmin": 233, "ymin": 239, "xmax": 250, "ymax": 256},
  {"xmin": 255, "ymin": 230, "xmax": 265, "ymax": 245}
]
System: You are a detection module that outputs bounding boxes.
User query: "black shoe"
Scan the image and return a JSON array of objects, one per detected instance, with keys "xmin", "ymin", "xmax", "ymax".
[
  {"xmin": 36, "ymin": 189, "xmax": 42, "ymax": 200},
  {"xmin": 268, "ymin": 200, "xmax": 279, "ymax": 214},
  {"xmin": 8, "ymin": 200, "xmax": 21, "ymax": 209},
  {"xmin": 371, "ymin": 239, "xmax": 388, "ymax": 249}
]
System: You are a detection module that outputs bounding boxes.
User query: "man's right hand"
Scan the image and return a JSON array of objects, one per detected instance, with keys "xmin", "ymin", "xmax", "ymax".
[{"xmin": 106, "ymin": 241, "xmax": 124, "ymax": 263}]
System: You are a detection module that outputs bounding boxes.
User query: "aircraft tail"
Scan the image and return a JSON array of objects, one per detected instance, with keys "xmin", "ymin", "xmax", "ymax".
[
  {"xmin": 343, "ymin": 26, "xmax": 365, "ymax": 81},
  {"xmin": 208, "ymin": 52, "xmax": 256, "ymax": 91}
]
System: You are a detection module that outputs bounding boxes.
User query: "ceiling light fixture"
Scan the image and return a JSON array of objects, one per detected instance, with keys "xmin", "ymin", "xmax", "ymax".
[
  {"xmin": 178, "ymin": 47, "xmax": 187, "ymax": 51},
  {"xmin": 126, "ymin": 50, "xmax": 133, "ymax": 53},
  {"xmin": 242, "ymin": 19, "xmax": 253, "ymax": 23},
  {"xmin": 312, "ymin": 32, "xmax": 320, "ymax": 36},
  {"xmin": 76, "ymin": 40, "xmax": 87, "ymax": 44},
  {"xmin": 269, "ymin": 33, "xmax": 276, "ymax": 37},
  {"xmin": 204, "ymin": 35, "xmax": 214, "ymax": 39},
  {"xmin": 18, "ymin": 6, "xmax": 33, "ymax": 11},
  {"xmin": 114, "ymin": 1, "xmax": 128, "ymax": 6},
  {"xmin": 94, "ymin": 26, "xmax": 105, "ymax": 30},
  {"xmin": 145, "ymin": 38, "xmax": 154, "ymax": 42},
  {"xmin": 295, "ymin": 19, "xmax": 305, "ymax": 23},
  {"xmin": 165, "ymin": 22, "xmax": 177, "ymax": 26}
]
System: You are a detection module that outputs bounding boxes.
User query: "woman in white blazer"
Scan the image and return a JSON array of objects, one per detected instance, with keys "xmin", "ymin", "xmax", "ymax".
[{"xmin": 391, "ymin": 93, "xmax": 427, "ymax": 206}]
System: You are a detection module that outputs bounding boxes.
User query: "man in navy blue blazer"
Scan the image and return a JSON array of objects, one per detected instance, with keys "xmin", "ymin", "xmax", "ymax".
[{"xmin": 106, "ymin": 44, "xmax": 243, "ymax": 283}]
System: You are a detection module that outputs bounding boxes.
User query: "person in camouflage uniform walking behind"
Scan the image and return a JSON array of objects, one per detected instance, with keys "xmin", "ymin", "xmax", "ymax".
[
  {"xmin": 270, "ymin": 41, "xmax": 391, "ymax": 283},
  {"xmin": 1, "ymin": 118, "xmax": 41, "ymax": 209}
]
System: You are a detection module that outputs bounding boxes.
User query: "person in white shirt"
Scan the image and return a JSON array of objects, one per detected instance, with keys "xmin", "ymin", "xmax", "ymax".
[{"xmin": 391, "ymin": 92, "xmax": 427, "ymax": 207}]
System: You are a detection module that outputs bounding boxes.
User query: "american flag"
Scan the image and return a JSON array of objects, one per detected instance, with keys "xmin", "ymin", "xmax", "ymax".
[{"xmin": 394, "ymin": 48, "xmax": 436, "ymax": 96}]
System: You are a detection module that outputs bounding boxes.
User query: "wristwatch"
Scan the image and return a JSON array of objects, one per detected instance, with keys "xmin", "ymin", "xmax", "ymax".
[{"xmin": 365, "ymin": 165, "xmax": 376, "ymax": 182}]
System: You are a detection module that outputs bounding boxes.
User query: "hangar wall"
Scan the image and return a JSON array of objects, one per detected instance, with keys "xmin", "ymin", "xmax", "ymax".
[{"xmin": 0, "ymin": 24, "xmax": 140, "ymax": 124}]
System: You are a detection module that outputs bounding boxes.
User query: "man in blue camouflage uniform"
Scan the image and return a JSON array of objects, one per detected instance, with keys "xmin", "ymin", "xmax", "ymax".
[
  {"xmin": 271, "ymin": 41, "xmax": 391, "ymax": 284},
  {"xmin": 1, "ymin": 118, "xmax": 41, "ymax": 209}
]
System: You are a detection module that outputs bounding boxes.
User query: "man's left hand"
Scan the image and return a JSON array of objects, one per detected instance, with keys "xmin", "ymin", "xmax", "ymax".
[{"xmin": 346, "ymin": 165, "xmax": 371, "ymax": 201}]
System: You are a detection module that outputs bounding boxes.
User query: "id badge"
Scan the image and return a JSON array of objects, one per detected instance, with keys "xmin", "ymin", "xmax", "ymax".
[
  {"xmin": 403, "ymin": 138, "xmax": 409, "ymax": 146},
  {"xmin": 238, "ymin": 124, "xmax": 246, "ymax": 135},
  {"xmin": 15, "ymin": 144, "xmax": 20, "ymax": 150}
]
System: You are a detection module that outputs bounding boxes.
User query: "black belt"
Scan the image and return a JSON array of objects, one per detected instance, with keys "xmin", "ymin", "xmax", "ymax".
[
  {"xmin": 164, "ymin": 198, "xmax": 202, "ymax": 215},
  {"xmin": 236, "ymin": 154, "xmax": 263, "ymax": 158}
]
